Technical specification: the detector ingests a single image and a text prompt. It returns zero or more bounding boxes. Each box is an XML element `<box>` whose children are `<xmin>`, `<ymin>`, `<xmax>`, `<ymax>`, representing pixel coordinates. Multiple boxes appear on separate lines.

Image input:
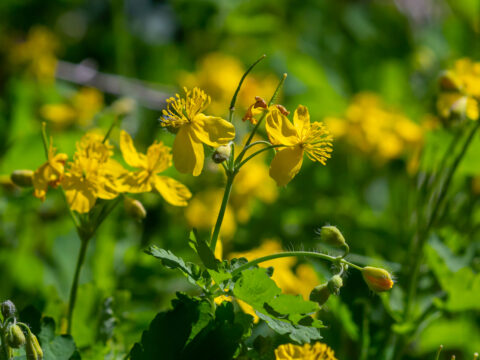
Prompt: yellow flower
<box><xmin>41</xmin><ymin>87</ymin><xmax>104</xmax><ymax>128</ymax></box>
<box><xmin>161</xmin><ymin>87</ymin><xmax>235</xmax><ymax>176</ymax></box>
<box><xmin>274</xmin><ymin>342</ymin><xmax>337</xmax><ymax>360</ymax></box>
<box><xmin>266</xmin><ymin>105</ymin><xmax>333</xmax><ymax>186</ymax></box>
<box><xmin>62</xmin><ymin>132</ymin><xmax>126</xmax><ymax>213</ymax></box>
<box><xmin>119</xmin><ymin>131</ymin><xmax>191</xmax><ymax>206</ymax></box>
<box><xmin>33</xmin><ymin>144</ymin><xmax>68</xmax><ymax>201</ymax></box>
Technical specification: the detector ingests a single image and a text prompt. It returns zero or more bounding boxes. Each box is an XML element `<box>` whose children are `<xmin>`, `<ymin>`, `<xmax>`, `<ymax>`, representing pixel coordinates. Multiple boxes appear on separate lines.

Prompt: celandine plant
<box><xmin>5</xmin><ymin>56</ymin><xmax>395</xmax><ymax>360</ymax></box>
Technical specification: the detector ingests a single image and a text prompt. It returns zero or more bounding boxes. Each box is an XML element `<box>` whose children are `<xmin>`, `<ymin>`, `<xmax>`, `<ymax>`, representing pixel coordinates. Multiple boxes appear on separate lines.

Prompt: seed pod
<box><xmin>319</xmin><ymin>226</ymin><xmax>347</xmax><ymax>248</ymax></box>
<box><xmin>7</xmin><ymin>324</ymin><xmax>26</xmax><ymax>348</ymax></box>
<box><xmin>362</xmin><ymin>266</ymin><xmax>394</xmax><ymax>292</ymax></box>
<box><xmin>212</xmin><ymin>145</ymin><xmax>231</xmax><ymax>164</ymax></box>
<box><xmin>10</xmin><ymin>170</ymin><xmax>34</xmax><ymax>187</ymax></box>
<box><xmin>25</xmin><ymin>333</ymin><xmax>43</xmax><ymax>360</ymax></box>
<box><xmin>327</xmin><ymin>274</ymin><xmax>343</xmax><ymax>295</ymax></box>
<box><xmin>124</xmin><ymin>197</ymin><xmax>147</xmax><ymax>221</ymax></box>
<box><xmin>309</xmin><ymin>283</ymin><xmax>330</xmax><ymax>306</ymax></box>
<box><xmin>1</xmin><ymin>300</ymin><xmax>17</xmax><ymax>319</ymax></box>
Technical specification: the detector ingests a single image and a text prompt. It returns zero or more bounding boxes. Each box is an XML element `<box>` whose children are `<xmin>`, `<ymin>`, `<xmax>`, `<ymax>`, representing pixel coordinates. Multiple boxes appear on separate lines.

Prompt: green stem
<box><xmin>66</xmin><ymin>235</ymin><xmax>90</xmax><ymax>334</ymax></box>
<box><xmin>403</xmin><ymin>121</ymin><xmax>480</xmax><ymax>323</ymax></box>
<box><xmin>236</xmin><ymin>73</ymin><xmax>287</xmax><ymax>165</ymax></box>
<box><xmin>228</xmin><ymin>54</ymin><xmax>266</xmax><ymax>123</ymax></box>
<box><xmin>40</xmin><ymin>122</ymin><xmax>49</xmax><ymax>159</ymax></box>
<box><xmin>103</xmin><ymin>115</ymin><xmax>119</xmax><ymax>143</ymax></box>
<box><xmin>231</xmin><ymin>251</ymin><xmax>362</xmax><ymax>276</ymax></box>
<box><xmin>0</xmin><ymin>330</ymin><xmax>10</xmax><ymax>360</ymax></box>
<box><xmin>210</xmin><ymin>174</ymin><xmax>235</xmax><ymax>252</ymax></box>
<box><xmin>236</xmin><ymin>144</ymin><xmax>286</xmax><ymax>169</ymax></box>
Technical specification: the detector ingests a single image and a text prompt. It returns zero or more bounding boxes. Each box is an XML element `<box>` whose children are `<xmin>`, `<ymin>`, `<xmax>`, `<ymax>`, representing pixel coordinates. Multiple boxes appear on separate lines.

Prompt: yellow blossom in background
<box><xmin>266</xmin><ymin>105</ymin><xmax>333</xmax><ymax>186</ymax></box>
<box><xmin>41</xmin><ymin>87</ymin><xmax>104</xmax><ymax>128</ymax></box>
<box><xmin>10</xmin><ymin>26</ymin><xmax>59</xmax><ymax>82</ymax></box>
<box><xmin>62</xmin><ymin>132</ymin><xmax>126</xmax><ymax>213</ymax></box>
<box><xmin>185</xmin><ymin>189</ymin><xmax>236</xmax><ymax>240</ymax></box>
<box><xmin>161</xmin><ymin>87</ymin><xmax>235</xmax><ymax>176</ymax></box>
<box><xmin>32</xmin><ymin>144</ymin><xmax>68</xmax><ymax>201</ymax></box>
<box><xmin>325</xmin><ymin>93</ymin><xmax>423</xmax><ymax>161</ymax></box>
<box><xmin>179</xmin><ymin>52</ymin><xmax>278</xmax><ymax>115</ymax></box>
<box><xmin>274</xmin><ymin>342</ymin><xmax>337</xmax><ymax>360</ymax></box>
<box><xmin>119</xmin><ymin>131</ymin><xmax>191</xmax><ymax>206</ymax></box>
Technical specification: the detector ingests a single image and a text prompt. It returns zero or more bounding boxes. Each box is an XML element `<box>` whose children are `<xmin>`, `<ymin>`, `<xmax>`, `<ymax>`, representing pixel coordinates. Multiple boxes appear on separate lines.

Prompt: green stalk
<box><xmin>210</xmin><ymin>174</ymin><xmax>235</xmax><ymax>252</ymax></box>
<box><xmin>40</xmin><ymin>122</ymin><xmax>49</xmax><ymax>159</ymax></box>
<box><xmin>231</xmin><ymin>251</ymin><xmax>363</xmax><ymax>277</ymax></box>
<box><xmin>0</xmin><ymin>330</ymin><xmax>10</xmax><ymax>360</ymax></box>
<box><xmin>66</xmin><ymin>234</ymin><xmax>90</xmax><ymax>334</ymax></box>
<box><xmin>236</xmin><ymin>144</ymin><xmax>286</xmax><ymax>170</ymax></box>
<box><xmin>103</xmin><ymin>115</ymin><xmax>119</xmax><ymax>143</ymax></box>
<box><xmin>228</xmin><ymin>54</ymin><xmax>266</xmax><ymax>123</ymax></box>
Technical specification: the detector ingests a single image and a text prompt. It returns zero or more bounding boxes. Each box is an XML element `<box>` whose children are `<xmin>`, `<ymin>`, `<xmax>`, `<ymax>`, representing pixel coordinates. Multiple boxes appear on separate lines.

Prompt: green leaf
<box><xmin>188</xmin><ymin>229</ymin><xmax>219</xmax><ymax>270</ymax></box>
<box><xmin>256</xmin><ymin>312</ymin><xmax>322</xmax><ymax>344</ymax></box>
<box><xmin>145</xmin><ymin>246</ymin><xmax>204</xmax><ymax>287</ymax></box>
<box><xmin>233</xmin><ymin>268</ymin><xmax>281</xmax><ymax>310</ymax></box>
<box><xmin>268</xmin><ymin>294</ymin><xmax>318</xmax><ymax>316</ymax></box>
<box><xmin>38</xmin><ymin>317</ymin><xmax>78</xmax><ymax>360</ymax></box>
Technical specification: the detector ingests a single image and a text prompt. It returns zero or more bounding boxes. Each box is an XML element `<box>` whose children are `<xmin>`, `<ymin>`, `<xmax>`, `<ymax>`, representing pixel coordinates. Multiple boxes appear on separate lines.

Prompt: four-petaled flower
<box><xmin>119</xmin><ymin>130</ymin><xmax>192</xmax><ymax>206</ymax></box>
<box><xmin>266</xmin><ymin>105</ymin><xmax>332</xmax><ymax>186</ymax></box>
<box><xmin>161</xmin><ymin>87</ymin><xmax>235</xmax><ymax>176</ymax></box>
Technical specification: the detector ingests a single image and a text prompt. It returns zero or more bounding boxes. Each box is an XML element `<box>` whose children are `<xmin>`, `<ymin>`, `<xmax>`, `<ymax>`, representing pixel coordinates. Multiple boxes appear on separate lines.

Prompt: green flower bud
<box><xmin>1</xmin><ymin>300</ymin><xmax>17</xmax><ymax>319</ymax></box>
<box><xmin>10</xmin><ymin>170</ymin><xmax>34</xmax><ymax>187</ymax></box>
<box><xmin>124</xmin><ymin>197</ymin><xmax>147</xmax><ymax>221</ymax></box>
<box><xmin>212</xmin><ymin>144</ymin><xmax>231</xmax><ymax>164</ymax></box>
<box><xmin>26</xmin><ymin>333</ymin><xmax>43</xmax><ymax>360</ymax></box>
<box><xmin>309</xmin><ymin>283</ymin><xmax>330</xmax><ymax>306</ymax></box>
<box><xmin>362</xmin><ymin>266</ymin><xmax>394</xmax><ymax>292</ymax></box>
<box><xmin>327</xmin><ymin>274</ymin><xmax>343</xmax><ymax>295</ymax></box>
<box><xmin>319</xmin><ymin>226</ymin><xmax>347</xmax><ymax>248</ymax></box>
<box><xmin>7</xmin><ymin>324</ymin><xmax>26</xmax><ymax>348</ymax></box>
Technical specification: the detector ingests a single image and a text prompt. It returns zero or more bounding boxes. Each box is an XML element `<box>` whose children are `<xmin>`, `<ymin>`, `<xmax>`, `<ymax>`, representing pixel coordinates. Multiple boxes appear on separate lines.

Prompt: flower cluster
<box><xmin>325</xmin><ymin>93</ymin><xmax>423</xmax><ymax>161</ymax></box>
<box><xmin>437</xmin><ymin>58</ymin><xmax>480</xmax><ymax>123</ymax></box>
<box><xmin>29</xmin><ymin>129</ymin><xmax>191</xmax><ymax>213</ymax></box>
<box><xmin>274</xmin><ymin>342</ymin><xmax>337</xmax><ymax>360</ymax></box>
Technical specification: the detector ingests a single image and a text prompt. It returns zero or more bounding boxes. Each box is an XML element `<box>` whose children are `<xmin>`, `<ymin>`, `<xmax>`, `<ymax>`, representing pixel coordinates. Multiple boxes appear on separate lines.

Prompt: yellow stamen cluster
<box><xmin>302</xmin><ymin>122</ymin><xmax>333</xmax><ymax>165</ymax></box>
<box><xmin>274</xmin><ymin>342</ymin><xmax>337</xmax><ymax>360</ymax></box>
<box><xmin>161</xmin><ymin>87</ymin><xmax>211</xmax><ymax>127</ymax></box>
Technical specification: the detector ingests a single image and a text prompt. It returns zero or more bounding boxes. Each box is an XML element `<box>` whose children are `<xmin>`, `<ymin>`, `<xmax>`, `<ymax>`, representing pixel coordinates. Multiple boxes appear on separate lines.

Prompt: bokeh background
<box><xmin>1</xmin><ymin>0</ymin><xmax>480</xmax><ymax>358</ymax></box>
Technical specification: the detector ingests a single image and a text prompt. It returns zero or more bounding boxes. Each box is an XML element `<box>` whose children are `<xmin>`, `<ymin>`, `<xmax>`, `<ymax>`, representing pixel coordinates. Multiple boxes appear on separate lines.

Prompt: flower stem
<box><xmin>210</xmin><ymin>173</ymin><xmax>235</xmax><ymax>252</ymax></box>
<box><xmin>40</xmin><ymin>122</ymin><xmax>49</xmax><ymax>159</ymax></box>
<box><xmin>230</xmin><ymin>251</ymin><xmax>362</xmax><ymax>277</ymax></box>
<box><xmin>236</xmin><ymin>144</ymin><xmax>286</xmax><ymax>170</ymax></box>
<box><xmin>66</xmin><ymin>234</ymin><xmax>90</xmax><ymax>335</ymax></box>
<box><xmin>228</xmin><ymin>54</ymin><xmax>266</xmax><ymax>123</ymax></box>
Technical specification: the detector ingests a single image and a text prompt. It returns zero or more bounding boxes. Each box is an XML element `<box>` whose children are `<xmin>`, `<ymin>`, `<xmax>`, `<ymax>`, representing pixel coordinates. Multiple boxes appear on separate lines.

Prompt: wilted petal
<box><xmin>269</xmin><ymin>146</ymin><xmax>304</xmax><ymax>187</ymax></box>
<box><xmin>153</xmin><ymin>175</ymin><xmax>192</xmax><ymax>206</ymax></box>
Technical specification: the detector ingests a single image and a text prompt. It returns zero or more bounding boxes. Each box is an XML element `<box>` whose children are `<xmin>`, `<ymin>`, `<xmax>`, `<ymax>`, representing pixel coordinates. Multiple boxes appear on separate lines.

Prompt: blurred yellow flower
<box><xmin>161</xmin><ymin>87</ymin><xmax>235</xmax><ymax>176</ymax></box>
<box><xmin>33</xmin><ymin>144</ymin><xmax>68</xmax><ymax>201</ymax></box>
<box><xmin>185</xmin><ymin>189</ymin><xmax>236</xmax><ymax>240</ymax></box>
<box><xmin>274</xmin><ymin>342</ymin><xmax>337</xmax><ymax>360</ymax></box>
<box><xmin>41</xmin><ymin>87</ymin><xmax>104</xmax><ymax>127</ymax></box>
<box><xmin>266</xmin><ymin>105</ymin><xmax>333</xmax><ymax>186</ymax></box>
<box><xmin>179</xmin><ymin>52</ymin><xmax>277</xmax><ymax>115</ymax></box>
<box><xmin>10</xmin><ymin>26</ymin><xmax>59</xmax><ymax>82</ymax></box>
<box><xmin>119</xmin><ymin>131</ymin><xmax>191</xmax><ymax>206</ymax></box>
<box><xmin>325</xmin><ymin>93</ymin><xmax>423</xmax><ymax>161</ymax></box>
<box><xmin>62</xmin><ymin>132</ymin><xmax>126</xmax><ymax>213</ymax></box>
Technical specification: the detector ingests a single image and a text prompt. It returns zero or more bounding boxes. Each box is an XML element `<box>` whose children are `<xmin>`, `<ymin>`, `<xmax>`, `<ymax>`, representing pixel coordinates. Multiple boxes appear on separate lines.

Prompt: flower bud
<box><xmin>111</xmin><ymin>97</ymin><xmax>136</xmax><ymax>117</ymax></box>
<box><xmin>25</xmin><ymin>333</ymin><xmax>43</xmax><ymax>360</ymax></box>
<box><xmin>319</xmin><ymin>226</ymin><xmax>347</xmax><ymax>248</ymax></box>
<box><xmin>438</xmin><ymin>70</ymin><xmax>462</xmax><ymax>92</ymax></box>
<box><xmin>309</xmin><ymin>283</ymin><xmax>330</xmax><ymax>306</ymax></box>
<box><xmin>275</xmin><ymin>104</ymin><xmax>290</xmax><ymax>116</ymax></box>
<box><xmin>327</xmin><ymin>274</ymin><xmax>343</xmax><ymax>295</ymax></box>
<box><xmin>10</xmin><ymin>170</ymin><xmax>34</xmax><ymax>187</ymax></box>
<box><xmin>362</xmin><ymin>266</ymin><xmax>394</xmax><ymax>292</ymax></box>
<box><xmin>7</xmin><ymin>324</ymin><xmax>26</xmax><ymax>348</ymax></box>
<box><xmin>212</xmin><ymin>145</ymin><xmax>231</xmax><ymax>164</ymax></box>
<box><xmin>1</xmin><ymin>300</ymin><xmax>17</xmax><ymax>319</ymax></box>
<box><xmin>124</xmin><ymin>197</ymin><xmax>147</xmax><ymax>221</ymax></box>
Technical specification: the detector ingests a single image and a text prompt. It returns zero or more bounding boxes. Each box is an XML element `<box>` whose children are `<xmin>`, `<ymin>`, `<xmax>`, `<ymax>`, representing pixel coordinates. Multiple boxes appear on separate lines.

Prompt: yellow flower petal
<box><xmin>293</xmin><ymin>105</ymin><xmax>310</xmax><ymax>140</ymax></box>
<box><xmin>62</xmin><ymin>176</ymin><xmax>97</xmax><ymax>213</ymax></box>
<box><xmin>192</xmin><ymin>113</ymin><xmax>235</xmax><ymax>147</ymax></box>
<box><xmin>266</xmin><ymin>109</ymin><xmax>299</xmax><ymax>146</ymax></box>
<box><xmin>173</xmin><ymin>125</ymin><xmax>204</xmax><ymax>176</ymax></box>
<box><xmin>269</xmin><ymin>146</ymin><xmax>304</xmax><ymax>187</ymax></box>
<box><xmin>120</xmin><ymin>171</ymin><xmax>152</xmax><ymax>193</ymax></box>
<box><xmin>120</xmin><ymin>130</ymin><xmax>147</xmax><ymax>168</ymax></box>
<box><xmin>146</xmin><ymin>142</ymin><xmax>171</xmax><ymax>173</ymax></box>
<box><xmin>152</xmin><ymin>175</ymin><xmax>191</xmax><ymax>206</ymax></box>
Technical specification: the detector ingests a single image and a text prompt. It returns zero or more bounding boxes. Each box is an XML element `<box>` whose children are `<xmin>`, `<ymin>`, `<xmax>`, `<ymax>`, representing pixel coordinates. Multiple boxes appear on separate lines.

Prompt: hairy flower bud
<box><xmin>26</xmin><ymin>333</ymin><xmax>43</xmax><ymax>360</ymax></box>
<box><xmin>7</xmin><ymin>324</ymin><xmax>26</xmax><ymax>348</ymax></box>
<box><xmin>124</xmin><ymin>197</ymin><xmax>147</xmax><ymax>221</ymax></box>
<box><xmin>362</xmin><ymin>266</ymin><xmax>394</xmax><ymax>292</ymax></box>
<box><xmin>309</xmin><ymin>283</ymin><xmax>330</xmax><ymax>306</ymax></box>
<box><xmin>1</xmin><ymin>300</ymin><xmax>17</xmax><ymax>319</ymax></box>
<box><xmin>212</xmin><ymin>144</ymin><xmax>231</xmax><ymax>164</ymax></box>
<box><xmin>10</xmin><ymin>170</ymin><xmax>34</xmax><ymax>187</ymax></box>
<box><xmin>319</xmin><ymin>226</ymin><xmax>347</xmax><ymax>248</ymax></box>
<box><xmin>327</xmin><ymin>274</ymin><xmax>343</xmax><ymax>295</ymax></box>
